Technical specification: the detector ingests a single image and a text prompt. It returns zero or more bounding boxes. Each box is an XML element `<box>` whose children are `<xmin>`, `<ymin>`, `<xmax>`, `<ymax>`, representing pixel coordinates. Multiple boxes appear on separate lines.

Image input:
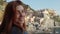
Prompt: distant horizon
<box><xmin>7</xmin><ymin>0</ymin><xmax>60</xmax><ymax>15</ymax></box>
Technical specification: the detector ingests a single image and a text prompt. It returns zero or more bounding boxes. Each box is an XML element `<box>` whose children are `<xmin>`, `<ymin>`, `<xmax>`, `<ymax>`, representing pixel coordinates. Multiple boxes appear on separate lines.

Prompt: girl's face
<box><xmin>16</xmin><ymin>5</ymin><xmax>26</xmax><ymax>17</ymax></box>
<box><xmin>16</xmin><ymin>5</ymin><xmax>24</xmax><ymax>13</ymax></box>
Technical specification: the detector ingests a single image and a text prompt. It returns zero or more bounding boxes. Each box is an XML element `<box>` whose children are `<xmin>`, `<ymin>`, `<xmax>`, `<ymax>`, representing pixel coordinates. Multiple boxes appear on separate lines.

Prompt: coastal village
<box><xmin>0</xmin><ymin>0</ymin><xmax>60</xmax><ymax>34</ymax></box>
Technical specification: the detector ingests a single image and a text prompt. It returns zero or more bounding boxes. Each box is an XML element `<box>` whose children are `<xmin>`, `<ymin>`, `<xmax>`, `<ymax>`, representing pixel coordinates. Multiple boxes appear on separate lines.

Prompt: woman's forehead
<box><xmin>17</xmin><ymin>5</ymin><xmax>24</xmax><ymax>8</ymax></box>
<box><xmin>16</xmin><ymin>5</ymin><xmax>24</xmax><ymax>10</ymax></box>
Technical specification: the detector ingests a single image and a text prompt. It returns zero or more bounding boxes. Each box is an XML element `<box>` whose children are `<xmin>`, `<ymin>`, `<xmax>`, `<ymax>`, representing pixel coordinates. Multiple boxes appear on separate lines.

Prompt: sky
<box><xmin>7</xmin><ymin>0</ymin><xmax>60</xmax><ymax>15</ymax></box>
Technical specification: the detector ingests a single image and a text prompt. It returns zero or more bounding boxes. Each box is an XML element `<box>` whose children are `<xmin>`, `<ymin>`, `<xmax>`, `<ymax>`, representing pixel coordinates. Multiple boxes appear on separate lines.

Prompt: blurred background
<box><xmin>0</xmin><ymin>0</ymin><xmax>60</xmax><ymax>34</ymax></box>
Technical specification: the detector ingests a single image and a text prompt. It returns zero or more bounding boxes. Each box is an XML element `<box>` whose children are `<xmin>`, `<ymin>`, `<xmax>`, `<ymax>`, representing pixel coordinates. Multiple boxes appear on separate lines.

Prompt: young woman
<box><xmin>0</xmin><ymin>0</ymin><xmax>27</xmax><ymax>34</ymax></box>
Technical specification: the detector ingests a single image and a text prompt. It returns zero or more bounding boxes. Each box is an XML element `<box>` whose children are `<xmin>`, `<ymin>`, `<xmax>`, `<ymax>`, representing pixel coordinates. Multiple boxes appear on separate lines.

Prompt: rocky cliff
<box><xmin>25</xmin><ymin>8</ymin><xmax>60</xmax><ymax>33</ymax></box>
<box><xmin>0</xmin><ymin>1</ymin><xmax>60</xmax><ymax>33</ymax></box>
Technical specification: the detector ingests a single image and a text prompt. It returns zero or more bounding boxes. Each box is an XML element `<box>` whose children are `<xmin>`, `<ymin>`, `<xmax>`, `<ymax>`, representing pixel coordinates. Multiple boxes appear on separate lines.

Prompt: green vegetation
<box><xmin>53</xmin><ymin>15</ymin><xmax>60</xmax><ymax>22</ymax></box>
<box><xmin>0</xmin><ymin>0</ymin><xmax>6</xmax><ymax>21</ymax></box>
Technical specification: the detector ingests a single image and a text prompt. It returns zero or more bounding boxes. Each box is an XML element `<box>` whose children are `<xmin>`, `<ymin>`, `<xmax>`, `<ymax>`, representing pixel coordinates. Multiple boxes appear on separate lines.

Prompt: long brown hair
<box><xmin>0</xmin><ymin>0</ymin><xmax>27</xmax><ymax>33</ymax></box>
